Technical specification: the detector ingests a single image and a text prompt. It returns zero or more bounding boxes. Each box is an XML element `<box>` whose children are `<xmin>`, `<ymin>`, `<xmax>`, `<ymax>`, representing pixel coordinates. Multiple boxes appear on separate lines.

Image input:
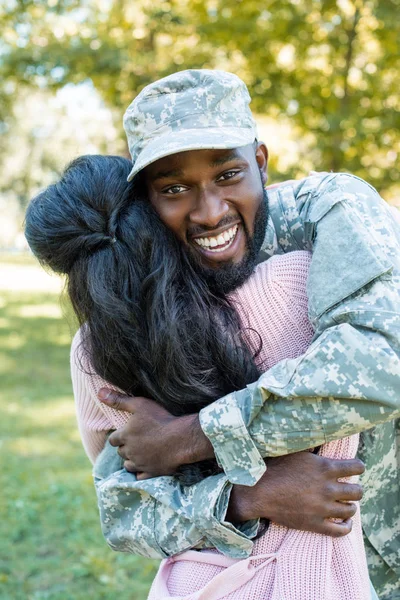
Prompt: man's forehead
<box><xmin>145</xmin><ymin>147</ymin><xmax>251</xmax><ymax>181</ymax></box>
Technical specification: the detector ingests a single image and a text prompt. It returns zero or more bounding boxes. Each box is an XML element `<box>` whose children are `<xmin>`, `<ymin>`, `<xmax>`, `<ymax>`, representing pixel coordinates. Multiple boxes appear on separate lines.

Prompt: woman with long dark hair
<box><xmin>25</xmin><ymin>155</ymin><xmax>260</xmax><ymax>416</ymax></box>
<box><xmin>25</xmin><ymin>155</ymin><xmax>371</xmax><ymax>600</ymax></box>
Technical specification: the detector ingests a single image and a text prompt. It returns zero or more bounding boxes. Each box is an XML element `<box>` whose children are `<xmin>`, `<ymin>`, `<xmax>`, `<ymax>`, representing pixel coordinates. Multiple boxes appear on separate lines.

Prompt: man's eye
<box><xmin>163</xmin><ymin>185</ymin><xmax>186</xmax><ymax>195</ymax></box>
<box><xmin>217</xmin><ymin>170</ymin><xmax>240</xmax><ymax>182</ymax></box>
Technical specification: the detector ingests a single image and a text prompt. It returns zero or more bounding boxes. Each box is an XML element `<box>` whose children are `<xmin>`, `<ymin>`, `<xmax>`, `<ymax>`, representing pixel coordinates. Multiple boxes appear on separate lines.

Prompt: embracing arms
<box><xmin>102</xmin><ymin>174</ymin><xmax>400</xmax><ymax>484</ymax></box>
<box><xmin>72</xmin><ymin>336</ymin><xmax>363</xmax><ymax>560</ymax></box>
<box><xmin>94</xmin><ymin>437</ymin><xmax>363</xmax><ymax>559</ymax></box>
<box><xmin>198</xmin><ymin>173</ymin><xmax>400</xmax><ymax>484</ymax></box>
<box><xmin>76</xmin><ymin>173</ymin><xmax>400</xmax><ymax>559</ymax></box>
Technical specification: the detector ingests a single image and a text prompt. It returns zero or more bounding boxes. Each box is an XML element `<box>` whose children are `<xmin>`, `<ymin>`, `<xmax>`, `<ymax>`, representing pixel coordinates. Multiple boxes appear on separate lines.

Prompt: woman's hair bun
<box><xmin>25</xmin><ymin>155</ymin><xmax>133</xmax><ymax>275</ymax></box>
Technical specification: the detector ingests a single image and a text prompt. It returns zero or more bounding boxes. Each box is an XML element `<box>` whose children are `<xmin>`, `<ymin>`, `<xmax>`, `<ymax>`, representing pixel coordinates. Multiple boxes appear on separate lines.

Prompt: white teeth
<box><xmin>194</xmin><ymin>224</ymin><xmax>238</xmax><ymax>252</ymax></box>
<box><xmin>217</xmin><ymin>234</ymin><xmax>226</xmax><ymax>245</ymax></box>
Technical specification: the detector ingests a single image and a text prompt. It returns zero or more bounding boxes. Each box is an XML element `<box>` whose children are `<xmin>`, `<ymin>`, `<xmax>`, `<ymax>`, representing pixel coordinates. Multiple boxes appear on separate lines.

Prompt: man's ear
<box><xmin>255</xmin><ymin>142</ymin><xmax>268</xmax><ymax>186</ymax></box>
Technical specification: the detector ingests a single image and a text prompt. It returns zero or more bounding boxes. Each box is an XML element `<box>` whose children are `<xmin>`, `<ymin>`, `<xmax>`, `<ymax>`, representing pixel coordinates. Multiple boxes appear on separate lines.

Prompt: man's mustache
<box><xmin>187</xmin><ymin>216</ymin><xmax>240</xmax><ymax>238</ymax></box>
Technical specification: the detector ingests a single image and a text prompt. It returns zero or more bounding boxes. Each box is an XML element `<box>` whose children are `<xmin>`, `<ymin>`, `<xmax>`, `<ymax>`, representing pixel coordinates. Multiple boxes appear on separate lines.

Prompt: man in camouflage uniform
<box><xmin>93</xmin><ymin>70</ymin><xmax>400</xmax><ymax>598</ymax></box>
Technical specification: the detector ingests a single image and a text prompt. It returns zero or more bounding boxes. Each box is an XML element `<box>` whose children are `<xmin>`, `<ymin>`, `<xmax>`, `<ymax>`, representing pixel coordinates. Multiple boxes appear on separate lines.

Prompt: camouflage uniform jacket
<box><xmin>94</xmin><ymin>173</ymin><xmax>400</xmax><ymax>598</ymax></box>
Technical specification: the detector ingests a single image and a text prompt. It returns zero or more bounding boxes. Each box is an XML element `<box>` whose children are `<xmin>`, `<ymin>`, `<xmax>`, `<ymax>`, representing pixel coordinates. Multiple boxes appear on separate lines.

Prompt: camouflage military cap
<box><xmin>123</xmin><ymin>69</ymin><xmax>258</xmax><ymax>181</ymax></box>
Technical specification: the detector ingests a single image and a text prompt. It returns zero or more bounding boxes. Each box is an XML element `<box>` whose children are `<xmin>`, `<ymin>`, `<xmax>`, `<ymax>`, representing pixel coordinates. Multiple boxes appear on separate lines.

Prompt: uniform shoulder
<box><xmin>297</xmin><ymin>172</ymin><xmax>378</xmax><ymax>200</ymax></box>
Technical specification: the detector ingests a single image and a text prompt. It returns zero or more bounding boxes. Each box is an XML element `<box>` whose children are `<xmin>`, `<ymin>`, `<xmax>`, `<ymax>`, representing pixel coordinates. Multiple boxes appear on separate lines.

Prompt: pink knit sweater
<box><xmin>70</xmin><ymin>251</ymin><xmax>370</xmax><ymax>600</ymax></box>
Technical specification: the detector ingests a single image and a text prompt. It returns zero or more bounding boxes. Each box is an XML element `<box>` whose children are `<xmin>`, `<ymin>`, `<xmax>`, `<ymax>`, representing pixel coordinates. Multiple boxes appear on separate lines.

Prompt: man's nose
<box><xmin>189</xmin><ymin>188</ymin><xmax>229</xmax><ymax>228</ymax></box>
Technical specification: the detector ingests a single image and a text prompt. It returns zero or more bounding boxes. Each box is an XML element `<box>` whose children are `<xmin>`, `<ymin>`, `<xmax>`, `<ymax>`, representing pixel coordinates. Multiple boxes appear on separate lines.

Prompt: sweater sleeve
<box><xmin>71</xmin><ymin>329</ymin><xmax>137</xmax><ymax>463</ymax></box>
<box><xmin>70</xmin><ymin>330</ymin><xmax>115</xmax><ymax>463</ymax></box>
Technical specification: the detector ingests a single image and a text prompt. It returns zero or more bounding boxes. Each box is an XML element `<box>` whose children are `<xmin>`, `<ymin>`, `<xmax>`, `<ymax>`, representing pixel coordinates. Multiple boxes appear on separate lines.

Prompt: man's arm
<box><xmin>103</xmin><ymin>174</ymin><xmax>400</xmax><ymax>485</ymax></box>
<box><xmin>93</xmin><ymin>440</ymin><xmax>258</xmax><ymax>559</ymax></box>
<box><xmin>94</xmin><ymin>440</ymin><xmax>363</xmax><ymax>559</ymax></box>
<box><xmin>197</xmin><ymin>173</ymin><xmax>400</xmax><ymax>484</ymax></box>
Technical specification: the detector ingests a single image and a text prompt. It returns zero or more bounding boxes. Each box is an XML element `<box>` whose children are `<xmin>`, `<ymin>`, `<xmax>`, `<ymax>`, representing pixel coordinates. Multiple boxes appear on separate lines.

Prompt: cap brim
<box><xmin>127</xmin><ymin>126</ymin><xmax>257</xmax><ymax>182</ymax></box>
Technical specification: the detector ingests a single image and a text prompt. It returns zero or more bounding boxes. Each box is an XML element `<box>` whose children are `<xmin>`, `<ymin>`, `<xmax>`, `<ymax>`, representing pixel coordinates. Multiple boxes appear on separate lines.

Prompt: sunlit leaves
<box><xmin>0</xmin><ymin>0</ymin><xmax>399</xmax><ymax>202</ymax></box>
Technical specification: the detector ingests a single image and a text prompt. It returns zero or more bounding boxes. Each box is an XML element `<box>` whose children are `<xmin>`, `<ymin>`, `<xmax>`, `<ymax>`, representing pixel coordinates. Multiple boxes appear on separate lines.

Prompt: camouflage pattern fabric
<box><xmin>95</xmin><ymin>173</ymin><xmax>400</xmax><ymax>598</ymax></box>
<box><xmin>360</xmin><ymin>421</ymin><xmax>400</xmax><ymax>600</ymax></box>
<box><xmin>123</xmin><ymin>69</ymin><xmax>257</xmax><ymax>181</ymax></box>
<box><xmin>94</xmin><ymin>440</ymin><xmax>258</xmax><ymax>559</ymax></box>
<box><xmin>201</xmin><ymin>173</ymin><xmax>400</xmax><ymax>481</ymax></box>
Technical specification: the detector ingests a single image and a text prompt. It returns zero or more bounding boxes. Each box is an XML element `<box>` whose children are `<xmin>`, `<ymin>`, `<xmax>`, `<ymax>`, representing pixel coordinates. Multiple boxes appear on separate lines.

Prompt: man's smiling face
<box><xmin>144</xmin><ymin>143</ymin><xmax>269</xmax><ymax>293</ymax></box>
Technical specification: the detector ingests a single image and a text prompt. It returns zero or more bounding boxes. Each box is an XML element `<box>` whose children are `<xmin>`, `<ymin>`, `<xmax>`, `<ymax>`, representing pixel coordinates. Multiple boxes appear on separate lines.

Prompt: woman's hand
<box><xmin>98</xmin><ymin>388</ymin><xmax>214</xmax><ymax>478</ymax></box>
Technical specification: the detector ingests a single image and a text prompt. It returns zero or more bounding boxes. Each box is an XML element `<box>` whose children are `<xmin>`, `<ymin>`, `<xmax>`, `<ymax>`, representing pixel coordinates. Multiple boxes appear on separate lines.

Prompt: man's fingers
<box><xmin>124</xmin><ymin>460</ymin><xmax>137</xmax><ymax>473</ymax></box>
<box><xmin>335</xmin><ymin>482</ymin><xmax>363</xmax><ymax>502</ymax></box>
<box><xmin>136</xmin><ymin>472</ymin><xmax>152</xmax><ymax>480</ymax></box>
<box><xmin>116</xmin><ymin>444</ymin><xmax>127</xmax><ymax>459</ymax></box>
<box><xmin>321</xmin><ymin>518</ymin><xmax>353</xmax><ymax>538</ymax></box>
<box><xmin>328</xmin><ymin>501</ymin><xmax>357</xmax><ymax>521</ymax></box>
<box><xmin>98</xmin><ymin>388</ymin><xmax>136</xmax><ymax>413</ymax></box>
<box><xmin>109</xmin><ymin>431</ymin><xmax>123</xmax><ymax>447</ymax></box>
<box><xmin>330</xmin><ymin>458</ymin><xmax>365</xmax><ymax>478</ymax></box>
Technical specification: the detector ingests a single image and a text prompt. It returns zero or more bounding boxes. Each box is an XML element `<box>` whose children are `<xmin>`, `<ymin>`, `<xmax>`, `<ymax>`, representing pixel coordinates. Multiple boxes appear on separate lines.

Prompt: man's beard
<box><xmin>185</xmin><ymin>189</ymin><xmax>268</xmax><ymax>295</ymax></box>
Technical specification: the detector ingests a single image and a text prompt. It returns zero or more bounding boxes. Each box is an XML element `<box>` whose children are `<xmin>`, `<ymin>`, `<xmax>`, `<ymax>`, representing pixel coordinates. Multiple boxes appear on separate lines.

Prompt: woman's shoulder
<box><xmin>254</xmin><ymin>250</ymin><xmax>312</xmax><ymax>281</ymax></box>
<box><xmin>232</xmin><ymin>252</ymin><xmax>314</xmax><ymax>368</ymax></box>
<box><xmin>231</xmin><ymin>251</ymin><xmax>312</xmax><ymax>308</ymax></box>
<box><xmin>250</xmin><ymin>250</ymin><xmax>312</xmax><ymax>296</ymax></box>
<box><xmin>70</xmin><ymin>325</ymin><xmax>90</xmax><ymax>371</ymax></box>
<box><xmin>231</xmin><ymin>251</ymin><xmax>312</xmax><ymax>320</ymax></box>
<box><xmin>70</xmin><ymin>326</ymin><xmax>126</xmax><ymax>400</ymax></box>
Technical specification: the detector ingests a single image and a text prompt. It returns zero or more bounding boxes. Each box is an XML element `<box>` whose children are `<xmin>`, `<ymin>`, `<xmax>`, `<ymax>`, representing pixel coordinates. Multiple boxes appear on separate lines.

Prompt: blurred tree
<box><xmin>0</xmin><ymin>83</ymin><xmax>123</xmax><ymax>209</ymax></box>
<box><xmin>0</xmin><ymin>0</ymin><xmax>399</xmax><ymax>204</ymax></box>
<box><xmin>190</xmin><ymin>0</ymin><xmax>400</xmax><ymax>192</ymax></box>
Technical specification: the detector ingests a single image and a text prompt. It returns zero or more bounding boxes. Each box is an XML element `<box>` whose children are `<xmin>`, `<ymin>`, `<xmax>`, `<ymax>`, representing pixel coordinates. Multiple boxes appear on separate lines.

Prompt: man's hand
<box><xmin>99</xmin><ymin>389</ymin><xmax>364</xmax><ymax>536</ymax></box>
<box><xmin>227</xmin><ymin>451</ymin><xmax>364</xmax><ymax>538</ymax></box>
<box><xmin>98</xmin><ymin>389</ymin><xmax>214</xmax><ymax>478</ymax></box>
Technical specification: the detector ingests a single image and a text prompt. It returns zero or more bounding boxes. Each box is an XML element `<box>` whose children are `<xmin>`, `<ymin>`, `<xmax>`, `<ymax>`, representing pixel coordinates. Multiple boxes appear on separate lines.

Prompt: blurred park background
<box><xmin>0</xmin><ymin>0</ymin><xmax>399</xmax><ymax>598</ymax></box>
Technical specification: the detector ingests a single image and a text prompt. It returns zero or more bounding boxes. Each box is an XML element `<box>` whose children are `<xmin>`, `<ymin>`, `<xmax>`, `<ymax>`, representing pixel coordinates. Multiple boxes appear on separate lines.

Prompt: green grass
<box><xmin>0</xmin><ymin>256</ymin><xmax>159</xmax><ymax>599</ymax></box>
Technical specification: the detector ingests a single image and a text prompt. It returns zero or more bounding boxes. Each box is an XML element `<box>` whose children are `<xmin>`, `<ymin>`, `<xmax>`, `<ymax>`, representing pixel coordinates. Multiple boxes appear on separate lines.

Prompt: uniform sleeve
<box><xmin>93</xmin><ymin>441</ymin><xmax>258</xmax><ymax>559</ymax></box>
<box><xmin>199</xmin><ymin>174</ymin><xmax>400</xmax><ymax>485</ymax></box>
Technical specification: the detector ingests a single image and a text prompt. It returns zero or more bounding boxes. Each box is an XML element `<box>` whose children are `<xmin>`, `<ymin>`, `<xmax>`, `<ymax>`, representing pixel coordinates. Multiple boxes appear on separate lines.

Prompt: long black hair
<box><xmin>25</xmin><ymin>155</ymin><xmax>261</xmax><ymax>478</ymax></box>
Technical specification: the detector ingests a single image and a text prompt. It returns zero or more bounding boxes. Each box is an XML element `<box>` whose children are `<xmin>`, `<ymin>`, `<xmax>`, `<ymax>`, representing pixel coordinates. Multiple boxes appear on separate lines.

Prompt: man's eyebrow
<box><xmin>150</xmin><ymin>150</ymin><xmax>242</xmax><ymax>180</ymax></box>
<box><xmin>210</xmin><ymin>151</ymin><xmax>241</xmax><ymax>167</ymax></box>
<box><xmin>151</xmin><ymin>167</ymin><xmax>183</xmax><ymax>181</ymax></box>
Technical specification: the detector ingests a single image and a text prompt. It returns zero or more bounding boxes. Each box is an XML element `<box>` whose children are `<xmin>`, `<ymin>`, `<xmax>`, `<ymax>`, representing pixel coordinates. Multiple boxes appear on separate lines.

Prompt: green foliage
<box><xmin>0</xmin><ymin>0</ymin><xmax>399</xmax><ymax>202</ymax></box>
<box><xmin>0</xmin><ymin>256</ymin><xmax>159</xmax><ymax>599</ymax></box>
